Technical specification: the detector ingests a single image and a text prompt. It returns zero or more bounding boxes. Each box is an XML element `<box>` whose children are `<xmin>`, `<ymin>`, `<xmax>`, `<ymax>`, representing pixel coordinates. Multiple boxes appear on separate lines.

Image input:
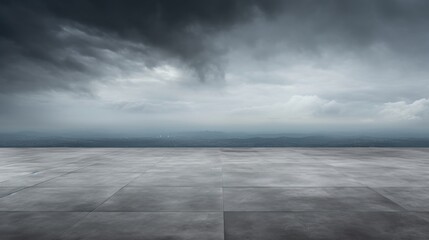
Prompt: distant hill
<box><xmin>1</xmin><ymin>132</ymin><xmax>429</xmax><ymax>147</ymax></box>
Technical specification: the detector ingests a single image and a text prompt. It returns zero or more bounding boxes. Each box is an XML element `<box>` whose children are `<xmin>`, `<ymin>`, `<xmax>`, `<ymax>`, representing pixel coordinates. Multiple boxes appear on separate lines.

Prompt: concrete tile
<box><xmin>0</xmin><ymin>172</ymin><xmax>32</xmax><ymax>182</ymax></box>
<box><xmin>0</xmin><ymin>171</ymin><xmax>66</xmax><ymax>187</ymax></box>
<box><xmin>75</xmin><ymin>163</ymin><xmax>155</xmax><ymax>173</ymax></box>
<box><xmin>0</xmin><ymin>164</ymin><xmax>52</xmax><ymax>173</ymax></box>
<box><xmin>148</xmin><ymin>163</ymin><xmax>222</xmax><ymax>172</ymax></box>
<box><xmin>159</xmin><ymin>159</ymin><xmax>221</xmax><ymax>164</ymax></box>
<box><xmin>0</xmin><ymin>187</ymin><xmax>119</xmax><ymax>211</ymax></box>
<box><xmin>0</xmin><ymin>187</ymin><xmax>22</xmax><ymax>198</ymax></box>
<box><xmin>375</xmin><ymin>188</ymin><xmax>429</xmax><ymax>211</ymax></box>
<box><xmin>225</xmin><ymin>211</ymin><xmax>429</xmax><ymax>240</ymax></box>
<box><xmin>0</xmin><ymin>212</ymin><xmax>86</xmax><ymax>240</ymax></box>
<box><xmin>331</xmin><ymin>164</ymin><xmax>406</xmax><ymax>173</ymax></box>
<box><xmin>222</xmin><ymin>163</ymin><xmax>337</xmax><ymax>173</ymax></box>
<box><xmin>224</xmin><ymin>187</ymin><xmax>403</xmax><ymax>211</ymax></box>
<box><xmin>42</xmin><ymin>165</ymin><xmax>87</xmax><ymax>173</ymax></box>
<box><xmin>344</xmin><ymin>171</ymin><xmax>429</xmax><ymax>187</ymax></box>
<box><xmin>415</xmin><ymin>212</ymin><xmax>429</xmax><ymax>223</ymax></box>
<box><xmin>97</xmin><ymin>187</ymin><xmax>222</xmax><ymax>212</ymax></box>
<box><xmin>129</xmin><ymin>171</ymin><xmax>222</xmax><ymax>187</ymax></box>
<box><xmin>62</xmin><ymin>212</ymin><xmax>224</xmax><ymax>240</ymax></box>
<box><xmin>223</xmin><ymin>172</ymin><xmax>363</xmax><ymax>187</ymax></box>
<box><xmin>38</xmin><ymin>172</ymin><xmax>140</xmax><ymax>187</ymax></box>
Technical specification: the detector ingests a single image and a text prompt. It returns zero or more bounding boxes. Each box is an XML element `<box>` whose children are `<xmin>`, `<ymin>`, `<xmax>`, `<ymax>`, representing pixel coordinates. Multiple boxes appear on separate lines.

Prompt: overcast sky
<box><xmin>1</xmin><ymin>0</ymin><xmax>429</xmax><ymax>135</ymax></box>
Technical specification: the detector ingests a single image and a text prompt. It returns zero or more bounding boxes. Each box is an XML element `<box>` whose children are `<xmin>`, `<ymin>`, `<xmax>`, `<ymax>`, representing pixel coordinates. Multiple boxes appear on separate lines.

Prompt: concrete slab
<box><xmin>222</xmin><ymin>162</ymin><xmax>338</xmax><ymax>173</ymax></box>
<box><xmin>416</xmin><ymin>212</ymin><xmax>429</xmax><ymax>223</ymax></box>
<box><xmin>96</xmin><ymin>187</ymin><xmax>223</xmax><ymax>212</ymax></box>
<box><xmin>0</xmin><ymin>171</ymin><xmax>66</xmax><ymax>187</ymax></box>
<box><xmin>0</xmin><ymin>187</ymin><xmax>119</xmax><ymax>211</ymax></box>
<box><xmin>75</xmin><ymin>163</ymin><xmax>155</xmax><ymax>173</ymax></box>
<box><xmin>0</xmin><ymin>187</ymin><xmax>23</xmax><ymax>198</ymax></box>
<box><xmin>0</xmin><ymin>212</ymin><xmax>86</xmax><ymax>240</ymax></box>
<box><xmin>129</xmin><ymin>171</ymin><xmax>222</xmax><ymax>187</ymax></box>
<box><xmin>225</xmin><ymin>211</ymin><xmax>429</xmax><ymax>240</ymax></box>
<box><xmin>38</xmin><ymin>172</ymin><xmax>140</xmax><ymax>187</ymax></box>
<box><xmin>61</xmin><ymin>212</ymin><xmax>224</xmax><ymax>240</ymax></box>
<box><xmin>0</xmin><ymin>148</ymin><xmax>428</xmax><ymax>239</ymax></box>
<box><xmin>375</xmin><ymin>187</ymin><xmax>429</xmax><ymax>211</ymax></box>
<box><xmin>223</xmin><ymin>171</ymin><xmax>363</xmax><ymax>187</ymax></box>
<box><xmin>224</xmin><ymin>187</ymin><xmax>404</xmax><ymax>211</ymax></box>
<box><xmin>148</xmin><ymin>163</ymin><xmax>222</xmax><ymax>172</ymax></box>
<box><xmin>343</xmin><ymin>170</ymin><xmax>429</xmax><ymax>187</ymax></box>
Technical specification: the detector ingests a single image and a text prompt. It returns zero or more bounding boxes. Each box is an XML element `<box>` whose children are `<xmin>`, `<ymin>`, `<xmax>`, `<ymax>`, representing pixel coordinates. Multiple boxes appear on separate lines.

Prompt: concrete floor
<box><xmin>0</xmin><ymin>148</ymin><xmax>429</xmax><ymax>240</ymax></box>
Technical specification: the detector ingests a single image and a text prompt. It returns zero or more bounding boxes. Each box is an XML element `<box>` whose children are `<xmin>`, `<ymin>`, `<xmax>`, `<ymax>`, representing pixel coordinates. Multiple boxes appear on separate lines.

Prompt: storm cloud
<box><xmin>0</xmin><ymin>0</ymin><xmax>282</xmax><ymax>92</ymax></box>
<box><xmin>1</xmin><ymin>0</ymin><xmax>429</xmax><ymax>134</ymax></box>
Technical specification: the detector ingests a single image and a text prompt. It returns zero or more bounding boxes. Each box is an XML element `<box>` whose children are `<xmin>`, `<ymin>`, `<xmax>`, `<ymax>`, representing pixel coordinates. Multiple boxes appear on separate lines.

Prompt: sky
<box><xmin>1</xmin><ymin>0</ymin><xmax>429</xmax><ymax>136</ymax></box>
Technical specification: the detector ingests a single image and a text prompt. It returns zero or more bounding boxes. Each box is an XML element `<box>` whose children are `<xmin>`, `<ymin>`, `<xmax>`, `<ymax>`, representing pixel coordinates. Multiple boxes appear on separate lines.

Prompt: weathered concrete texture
<box><xmin>0</xmin><ymin>148</ymin><xmax>428</xmax><ymax>239</ymax></box>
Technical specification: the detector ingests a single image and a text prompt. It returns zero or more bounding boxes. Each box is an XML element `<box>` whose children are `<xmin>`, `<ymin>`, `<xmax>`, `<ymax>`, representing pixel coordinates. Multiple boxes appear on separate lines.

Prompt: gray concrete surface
<box><xmin>0</xmin><ymin>148</ymin><xmax>428</xmax><ymax>239</ymax></box>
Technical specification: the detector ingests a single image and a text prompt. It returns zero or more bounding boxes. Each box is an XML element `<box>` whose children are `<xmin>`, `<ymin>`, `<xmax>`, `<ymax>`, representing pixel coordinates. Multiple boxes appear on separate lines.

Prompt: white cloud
<box><xmin>229</xmin><ymin>95</ymin><xmax>342</xmax><ymax>122</ymax></box>
<box><xmin>379</xmin><ymin>98</ymin><xmax>429</xmax><ymax>121</ymax></box>
<box><xmin>285</xmin><ymin>95</ymin><xmax>341</xmax><ymax>116</ymax></box>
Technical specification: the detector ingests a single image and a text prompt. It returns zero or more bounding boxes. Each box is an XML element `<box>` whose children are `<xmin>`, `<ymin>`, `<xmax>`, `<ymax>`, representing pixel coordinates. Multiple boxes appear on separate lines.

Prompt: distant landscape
<box><xmin>2</xmin><ymin>132</ymin><xmax>429</xmax><ymax>147</ymax></box>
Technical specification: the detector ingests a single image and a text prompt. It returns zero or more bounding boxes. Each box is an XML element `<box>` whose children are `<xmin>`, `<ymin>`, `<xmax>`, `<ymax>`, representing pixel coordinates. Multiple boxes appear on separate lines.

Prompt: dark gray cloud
<box><xmin>0</xmin><ymin>0</ymin><xmax>281</xmax><ymax>92</ymax></box>
<box><xmin>234</xmin><ymin>0</ymin><xmax>429</xmax><ymax>60</ymax></box>
<box><xmin>2</xmin><ymin>0</ymin><xmax>429</xmax><ymax>94</ymax></box>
